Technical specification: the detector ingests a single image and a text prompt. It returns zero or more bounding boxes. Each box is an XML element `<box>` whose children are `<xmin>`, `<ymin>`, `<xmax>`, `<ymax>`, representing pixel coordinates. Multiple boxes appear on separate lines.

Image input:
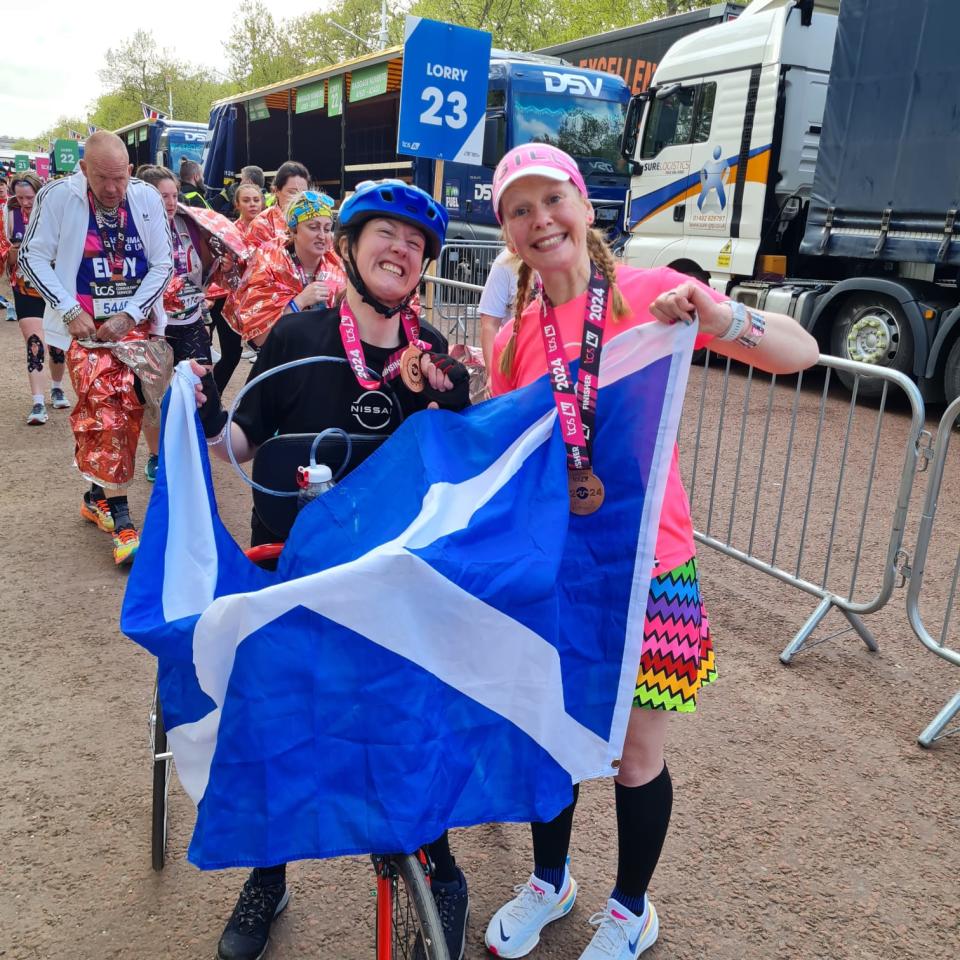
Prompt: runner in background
<box><xmin>483</xmin><ymin>144</ymin><xmax>819</xmax><ymax>960</ymax></box>
<box><xmin>138</xmin><ymin>165</ymin><xmax>217</xmax><ymax>481</ymax></box>
<box><xmin>3</xmin><ymin>172</ymin><xmax>70</xmax><ymax>424</ymax></box>
<box><xmin>0</xmin><ymin>175</ymin><xmax>14</xmax><ymax>321</ymax></box>
<box><xmin>226</xmin><ymin>190</ymin><xmax>345</xmax><ymax>346</ymax></box>
<box><xmin>19</xmin><ymin>132</ymin><xmax>173</xmax><ymax>565</ymax></box>
<box><xmin>245</xmin><ymin>161</ymin><xmax>310</xmax><ymax>248</ymax></box>
<box><xmin>208</xmin><ymin>182</ymin><xmax>263</xmax><ymax>392</ymax></box>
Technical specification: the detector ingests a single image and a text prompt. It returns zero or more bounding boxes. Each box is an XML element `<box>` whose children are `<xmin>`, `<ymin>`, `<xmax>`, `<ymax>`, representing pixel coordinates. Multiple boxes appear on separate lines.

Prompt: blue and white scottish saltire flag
<box><xmin>122</xmin><ymin>320</ymin><xmax>696</xmax><ymax>869</ymax></box>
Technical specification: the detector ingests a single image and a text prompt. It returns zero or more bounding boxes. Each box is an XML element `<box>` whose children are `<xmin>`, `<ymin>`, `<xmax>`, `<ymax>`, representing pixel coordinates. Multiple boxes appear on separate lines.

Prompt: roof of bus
<box><xmin>112</xmin><ymin>118</ymin><xmax>210</xmax><ymax>135</ymax></box>
<box><xmin>212</xmin><ymin>46</ymin><xmax>404</xmax><ymax>107</ymax></box>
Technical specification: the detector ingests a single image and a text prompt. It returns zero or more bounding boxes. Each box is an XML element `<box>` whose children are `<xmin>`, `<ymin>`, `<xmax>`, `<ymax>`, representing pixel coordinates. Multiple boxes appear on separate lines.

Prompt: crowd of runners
<box><xmin>3</xmin><ymin>129</ymin><xmax>819</xmax><ymax>960</ymax></box>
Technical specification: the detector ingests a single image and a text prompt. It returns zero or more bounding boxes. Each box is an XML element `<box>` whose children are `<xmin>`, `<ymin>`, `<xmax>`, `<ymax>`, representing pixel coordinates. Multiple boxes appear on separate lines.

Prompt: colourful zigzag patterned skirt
<box><xmin>634</xmin><ymin>557</ymin><xmax>716</xmax><ymax>712</ymax></box>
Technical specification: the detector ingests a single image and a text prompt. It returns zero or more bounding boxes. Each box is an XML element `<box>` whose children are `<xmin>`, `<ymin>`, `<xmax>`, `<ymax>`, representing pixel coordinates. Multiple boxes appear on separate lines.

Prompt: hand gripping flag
<box><xmin>122</xmin><ymin>320</ymin><xmax>696</xmax><ymax>869</ymax></box>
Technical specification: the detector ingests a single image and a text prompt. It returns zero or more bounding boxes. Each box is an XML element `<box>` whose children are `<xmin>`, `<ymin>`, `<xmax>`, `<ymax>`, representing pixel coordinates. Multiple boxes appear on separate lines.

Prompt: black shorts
<box><xmin>165</xmin><ymin>317</ymin><xmax>212</xmax><ymax>364</ymax></box>
<box><xmin>13</xmin><ymin>289</ymin><xmax>44</xmax><ymax>320</ymax></box>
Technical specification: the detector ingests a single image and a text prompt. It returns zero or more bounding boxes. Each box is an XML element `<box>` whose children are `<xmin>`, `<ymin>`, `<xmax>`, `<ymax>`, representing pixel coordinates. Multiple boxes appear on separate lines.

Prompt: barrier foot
<box><xmin>841</xmin><ymin>608</ymin><xmax>879</xmax><ymax>652</ymax></box>
<box><xmin>917</xmin><ymin>690</ymin><xmax>960</xmax><ymax>748</ymax></box>
<box><xmin>780</xmin><ymin>597</ymin><xmax>832</xmax><ymax>664</ymax></box>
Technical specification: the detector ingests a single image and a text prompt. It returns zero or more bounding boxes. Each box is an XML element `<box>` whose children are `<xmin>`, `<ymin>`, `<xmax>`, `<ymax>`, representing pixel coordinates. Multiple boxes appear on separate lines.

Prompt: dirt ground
<box><xmin>1</xmin><ymin>290</ymin><xmax>957</xmax><ymax>960</ymax></box>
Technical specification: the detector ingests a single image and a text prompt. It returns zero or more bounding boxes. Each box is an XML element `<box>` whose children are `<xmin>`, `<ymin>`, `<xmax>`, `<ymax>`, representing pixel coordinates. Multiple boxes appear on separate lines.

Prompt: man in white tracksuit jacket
<box><xmin>19</xmin><ymin>131</ymin><xmax>173</xmax><ymax>565</ymax></box>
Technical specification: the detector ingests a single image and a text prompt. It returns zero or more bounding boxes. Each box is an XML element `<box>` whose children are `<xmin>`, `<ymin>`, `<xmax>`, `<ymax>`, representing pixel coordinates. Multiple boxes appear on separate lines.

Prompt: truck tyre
<box><xmin>944</xmin><ymin>337</ymin><xmax>960</xmax><ymax>405</ymax></box>
<box><xmin>830</xmin><ymin>294</ymin><xmax>914</xmax><ymax>398</ymax></box>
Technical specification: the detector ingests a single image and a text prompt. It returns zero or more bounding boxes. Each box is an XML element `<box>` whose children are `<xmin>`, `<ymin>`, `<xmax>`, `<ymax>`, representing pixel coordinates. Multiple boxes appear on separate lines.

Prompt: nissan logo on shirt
<box><xmin>350</xmin><ymin>390</ymin><xmax>393</xmax><ymax>431</ymax></box>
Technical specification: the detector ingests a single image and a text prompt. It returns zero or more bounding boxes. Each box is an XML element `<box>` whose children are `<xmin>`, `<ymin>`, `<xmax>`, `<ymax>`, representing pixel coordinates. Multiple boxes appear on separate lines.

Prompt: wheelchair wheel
<box><xmin>150</xmin><ymin>686</ymin><xmax>172</xmax><ymax>871</ymax></box>
<box><xmin>375</xmin><ymin>852</ymin><xmax>447</xmax><ymax>960</ymax></box>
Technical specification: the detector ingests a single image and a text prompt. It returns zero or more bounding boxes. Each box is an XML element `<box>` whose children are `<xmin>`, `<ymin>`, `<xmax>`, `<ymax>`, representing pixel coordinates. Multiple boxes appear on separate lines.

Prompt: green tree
<box><xmin>223</xmin><ymin>0</ymin><xmax>302</xmax><ymax>88</ymax></box>
<box><xmin>90</xmin><ymin>29</ymin><xmax>233</xmax><ymax>130</ymax></box>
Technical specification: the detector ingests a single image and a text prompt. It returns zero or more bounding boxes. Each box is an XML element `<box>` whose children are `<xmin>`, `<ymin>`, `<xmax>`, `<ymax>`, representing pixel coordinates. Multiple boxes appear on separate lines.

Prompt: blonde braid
<box><xmin>498</xmin><ymin>259</ymin><xmax>534</xmax><ymax>379</ymax></box>
<box><xmin>586</xmin><ymin>229</ymin><xmax>629</xmax><ymax>321</ymax></box>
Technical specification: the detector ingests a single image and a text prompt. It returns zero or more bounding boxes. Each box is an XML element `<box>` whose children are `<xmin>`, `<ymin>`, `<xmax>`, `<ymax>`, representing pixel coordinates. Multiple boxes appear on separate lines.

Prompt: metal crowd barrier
<box><xmin>422</xmin><ymin>241</ymin><xmax>502</xmax><ymax>347</ymax></box>
<box><xmin>680</xmin><ymin>352</ymin><xmax>927</xmax><ymax>664</ymax></box>
<box><xmin>906</xmin><ymin>395</ymin><xmax>960</xmax><ymax>746</ymax></box>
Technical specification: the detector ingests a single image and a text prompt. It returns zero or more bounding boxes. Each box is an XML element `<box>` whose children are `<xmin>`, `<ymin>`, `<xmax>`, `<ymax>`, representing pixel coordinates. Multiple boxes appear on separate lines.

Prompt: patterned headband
<box><xmin>288</xmin><ymin>191</ymin><xmax>335</xmax><ymax>228</ymax></box>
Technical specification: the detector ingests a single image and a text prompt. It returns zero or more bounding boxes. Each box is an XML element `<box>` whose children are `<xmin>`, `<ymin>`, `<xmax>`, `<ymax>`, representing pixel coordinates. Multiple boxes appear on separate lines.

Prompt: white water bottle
<box><xmin>296</xmin><ymin>462</ymin><xmax>335</xmax><ymax>510</ymax></box>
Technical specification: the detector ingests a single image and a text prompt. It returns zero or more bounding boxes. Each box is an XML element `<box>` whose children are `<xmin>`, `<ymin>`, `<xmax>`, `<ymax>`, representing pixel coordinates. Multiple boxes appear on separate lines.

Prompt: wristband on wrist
<box><xmin>288</xmin><ymin>298</ymin><xmax>301</xmax><ymax>313</ymax></box>
<box><xmin>736</xmin><ymin>305</ymin><xmax>765</xmax><ymax>349</ymax></box>
<box><xmin>717</xmin><ymin>301</ymin><xmax>748</xmax><ymax>341</ymax></box>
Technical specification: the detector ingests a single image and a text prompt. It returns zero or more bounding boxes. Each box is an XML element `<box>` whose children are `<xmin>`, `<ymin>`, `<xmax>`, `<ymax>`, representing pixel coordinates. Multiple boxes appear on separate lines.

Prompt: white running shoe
<box><xmin>26</xmin><ymin>402</ymin><xmax>48</xmax><ymax>425</ymax></box>
<box><xmin>484</xmin><ymin>870</ymin><xmax>577</xmax><ymax>958</ymax></box>
<box><xmin>578</xmin><ymin>897</ymin><xmax>659</xmax><ymax>960</ymax></box>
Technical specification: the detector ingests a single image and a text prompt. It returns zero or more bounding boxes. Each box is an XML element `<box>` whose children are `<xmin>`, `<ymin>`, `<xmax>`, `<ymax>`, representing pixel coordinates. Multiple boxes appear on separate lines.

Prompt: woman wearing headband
<box><xmin>3</xmin><ymin>172</ymin><xmax>70</xmax><ymax>424</ymax></box>
<box><xmin>226</xmin><ymin>190</ymin><xmax>346</xmax><ymax>345</ymax></box>
<box><xmin>483</xmin><ymin>144</ymin><xmax>818</xmax><ymax>960</ymax></box>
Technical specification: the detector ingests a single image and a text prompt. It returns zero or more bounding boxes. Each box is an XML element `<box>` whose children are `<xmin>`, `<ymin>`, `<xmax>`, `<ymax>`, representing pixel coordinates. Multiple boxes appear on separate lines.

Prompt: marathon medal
<box><xmin>537</xmin><ymin>264</ymin><xmax>610</xmax><ymax>515</ymax></box>
<box><xmin>568</xmin><ymin>469</ymin><xmax>605</xmax><ymax>515</ymax></box>
<box><xmin>399</xmin><ymin>343</ymin><xmax>424</xmax><ymax>392</ymax></box>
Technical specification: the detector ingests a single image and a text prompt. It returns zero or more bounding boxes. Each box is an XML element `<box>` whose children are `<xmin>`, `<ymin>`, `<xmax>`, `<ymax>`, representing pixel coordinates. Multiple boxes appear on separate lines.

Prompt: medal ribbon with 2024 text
<box><xmin>537</xmin><ymin>263</ymin><xmax>610</xmax><ymax>513</ymax></box>
<box><xmin>338</xmin><ymin>300</ymin><xmax>430</xmax><ymax>391</ymax></box>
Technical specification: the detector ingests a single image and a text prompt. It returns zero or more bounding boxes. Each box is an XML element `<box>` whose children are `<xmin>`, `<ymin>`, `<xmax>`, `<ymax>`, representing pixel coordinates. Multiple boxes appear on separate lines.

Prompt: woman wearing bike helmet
<box><xmin>482</xmin><ymin>144</ymin><xmax>818</xmax><ymax>960</ymax></box>
<box><xmin>194</xmin><ymin>179</ymin><xmax>471</xmax><ymax>960</ymax></box>
<box><xmin>226</xmin><ymin>190</ymin><xmax>347</xmax><ymax>345</ymax></box>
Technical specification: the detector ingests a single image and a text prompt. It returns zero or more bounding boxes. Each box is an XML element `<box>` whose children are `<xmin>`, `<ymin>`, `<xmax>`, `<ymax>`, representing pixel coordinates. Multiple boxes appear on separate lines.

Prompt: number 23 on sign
<box><xmin>419</xmin><ymin>87</ymin><xmax>467</xmax><ymax>129</ymax></box>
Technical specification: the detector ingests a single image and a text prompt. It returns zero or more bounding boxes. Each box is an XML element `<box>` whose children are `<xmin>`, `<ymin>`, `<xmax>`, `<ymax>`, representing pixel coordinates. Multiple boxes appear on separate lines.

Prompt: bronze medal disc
<box><xmin>568</xmin><ymin>469</ymin><xmax>605</xmax><ymax>515</ymax></box>
<box><xmin>399</xmin><ymin>344</ymin><xmax>424</xmax><ymax>393</ymax></box>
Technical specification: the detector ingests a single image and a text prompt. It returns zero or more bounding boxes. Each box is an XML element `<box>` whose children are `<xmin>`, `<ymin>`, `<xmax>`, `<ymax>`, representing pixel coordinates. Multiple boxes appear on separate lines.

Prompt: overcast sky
<box><xmin>0</xmin><ymin>1</ymin><xmax>323</xmax><ymax>139</ymax></box>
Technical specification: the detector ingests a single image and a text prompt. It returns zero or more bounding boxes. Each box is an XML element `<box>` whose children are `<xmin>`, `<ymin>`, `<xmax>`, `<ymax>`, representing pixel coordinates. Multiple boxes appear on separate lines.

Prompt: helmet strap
<box><xmin>341</xmin><ymin>239</ymin><xmax>431</xmax><ymax>319</ymax></box>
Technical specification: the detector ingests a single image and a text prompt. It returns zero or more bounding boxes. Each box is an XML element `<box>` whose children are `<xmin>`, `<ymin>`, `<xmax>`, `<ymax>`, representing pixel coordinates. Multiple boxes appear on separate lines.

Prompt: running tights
<box><xmin>209</xmin><ymin>298</ymin><xmax>242</xmax><ymax>394</ymax></box>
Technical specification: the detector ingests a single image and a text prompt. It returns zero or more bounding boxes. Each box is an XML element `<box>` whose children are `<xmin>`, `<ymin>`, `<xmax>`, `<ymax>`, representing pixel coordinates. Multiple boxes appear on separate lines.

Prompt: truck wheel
<box><xmin>830</xmin><ymin>295</ymin><xmax>914</xmax><ymax>398</ymax></box>
<box><xmin>944</xmin><ymin>337</ymin><xmax>960</xmax><ymax>404</ymax></box>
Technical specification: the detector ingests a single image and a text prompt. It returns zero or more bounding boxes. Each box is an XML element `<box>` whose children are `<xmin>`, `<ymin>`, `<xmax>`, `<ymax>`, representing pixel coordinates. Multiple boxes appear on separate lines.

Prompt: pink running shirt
<box><xmin>490</xmin><ymin>264</ymin><xmax>724</xmax><ymax>576</ymax></box>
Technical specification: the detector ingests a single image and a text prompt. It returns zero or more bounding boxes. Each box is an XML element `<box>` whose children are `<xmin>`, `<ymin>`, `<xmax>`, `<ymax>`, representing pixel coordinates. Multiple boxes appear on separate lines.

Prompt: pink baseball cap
<box><xmin>492</xmin><ymin>144</ymin><xmax>588</xmax><ymax>223</ymax></box>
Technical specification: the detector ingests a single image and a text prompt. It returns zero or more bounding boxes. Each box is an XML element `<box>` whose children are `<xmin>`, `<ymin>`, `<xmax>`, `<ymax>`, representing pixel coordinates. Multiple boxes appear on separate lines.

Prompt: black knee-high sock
<box><xmin>531</xmin><ymin>783</ymin><xmax>580</xmax><ymax>888</ymax></box>
<box><xmin>612</xmin><ymin>764</ymin><xmax>673</xmax><ymax>912</ymax></box>
<box><xmin>426</xmin><ymin>830</ymin><xmax>459</xmax><ymax>884</ymax></box>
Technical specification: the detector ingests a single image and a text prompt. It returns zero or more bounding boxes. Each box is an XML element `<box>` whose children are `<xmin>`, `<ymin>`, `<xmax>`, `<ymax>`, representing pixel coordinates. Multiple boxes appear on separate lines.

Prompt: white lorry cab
<box><xmin>620</xmin><ymin>0</ymin><xmax>960</xmax><ymax>402</ymax></box>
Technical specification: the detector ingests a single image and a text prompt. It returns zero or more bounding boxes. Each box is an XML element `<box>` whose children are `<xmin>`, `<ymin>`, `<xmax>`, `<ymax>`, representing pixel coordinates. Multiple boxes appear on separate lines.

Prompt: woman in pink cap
<box><xmin>483</xmin><ymin>143</ymin><xmax>819</xmax><ymax>960</ymax></box>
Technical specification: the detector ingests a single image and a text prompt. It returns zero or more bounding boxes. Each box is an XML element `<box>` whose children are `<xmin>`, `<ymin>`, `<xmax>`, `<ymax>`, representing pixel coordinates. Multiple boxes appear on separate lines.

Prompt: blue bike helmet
<box><xmin>338</xmin><ymin>179</ymin><xmax>448</xmax><ymax>261</ymax></box>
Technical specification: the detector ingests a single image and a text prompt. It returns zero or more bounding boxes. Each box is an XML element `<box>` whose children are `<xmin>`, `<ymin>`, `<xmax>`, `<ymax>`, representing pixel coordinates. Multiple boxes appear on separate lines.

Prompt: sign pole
<box><xmin>426</xmin><ymin>158</ymin><xmax>446</xmax><ymax>312</ymax></box>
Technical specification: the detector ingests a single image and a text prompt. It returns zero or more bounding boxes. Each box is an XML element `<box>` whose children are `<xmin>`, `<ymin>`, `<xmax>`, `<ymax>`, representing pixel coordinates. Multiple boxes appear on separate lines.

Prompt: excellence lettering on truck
<box><xmin>620</xmin><ymin>0</ymin><xmax>960</xmax><ymax>403</ymax></box>
<box><xmin>202</xmin><ymin>46</ymin><xmax>631</xmax><ymax>244</ymax></box>
<box><xmin>536</xmin><ymin>4</ymin><xmax>743</xmax><ymax>95</ymax></box>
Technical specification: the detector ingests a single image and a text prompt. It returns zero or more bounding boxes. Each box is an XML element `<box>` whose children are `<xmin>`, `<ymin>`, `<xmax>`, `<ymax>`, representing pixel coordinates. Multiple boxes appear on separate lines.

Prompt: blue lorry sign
<box><xmin>397</xmin><ymin>17</ymin><xmax>492</xmax><ymax>166</ymax></box>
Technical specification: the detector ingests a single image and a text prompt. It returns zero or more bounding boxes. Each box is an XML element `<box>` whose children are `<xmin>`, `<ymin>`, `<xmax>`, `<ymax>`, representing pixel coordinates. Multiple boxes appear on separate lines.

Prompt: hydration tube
<box><xmin>223</xmin><ymin>354</ymin><xmax>403</xmax><ymax>499</ymax></box>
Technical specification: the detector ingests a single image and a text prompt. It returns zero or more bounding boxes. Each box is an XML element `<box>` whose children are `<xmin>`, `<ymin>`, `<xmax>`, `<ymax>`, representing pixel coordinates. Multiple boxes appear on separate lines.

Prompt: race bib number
<box><xmin>89</xmin><ymin>278</ymin><xmax>140</xmax><ymax>320</ymax></box>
